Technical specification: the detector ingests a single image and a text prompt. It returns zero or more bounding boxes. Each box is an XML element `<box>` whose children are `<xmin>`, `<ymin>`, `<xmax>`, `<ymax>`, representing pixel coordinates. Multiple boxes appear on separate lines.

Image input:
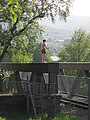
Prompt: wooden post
<box><xmin>48</xmin><ymin>63</ymin><xmax>59</xmax><ymax>117</ymax></box>
<box><xmin>26</xmin><ymin>76</ymin><xmax>29</xmax><ymax>116</ymax></box>
<box><xmin>41</xmin><ymin>77</ymin><xmax>44</xmax><ymax>120</ymax></box>
<box><xmin>85</xmin><ymin>70</ymin><xmax>90</xmax><ymax>120</ymax></box>
<box><xmin>48</xmin><ymin>63</ymin><xmax>59</xmax><ymax>94</ymax></box>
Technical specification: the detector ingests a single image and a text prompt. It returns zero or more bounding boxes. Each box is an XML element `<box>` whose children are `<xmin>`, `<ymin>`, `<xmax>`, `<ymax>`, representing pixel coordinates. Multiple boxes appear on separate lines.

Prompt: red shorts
<box><xmin>41</xmin><ymin>49</ymin><xmax>46</xmax><ymax>54</ymax></box>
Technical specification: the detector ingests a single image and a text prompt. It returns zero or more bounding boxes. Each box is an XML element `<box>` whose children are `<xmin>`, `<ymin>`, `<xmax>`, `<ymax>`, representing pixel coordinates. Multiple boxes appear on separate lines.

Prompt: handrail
<box><xmin>0</xmin><ymin>62</ymin><xmax>90</xmax><ymax>71</ymax></box>
<box><xmin>59</xmin><ymin>62</ymin><xmax>90</xmax><ymax>70</ymax></box>
<box><xmin>0</xmin><ymin>62</ymin><xmax>59</xmax><ymax>73</ymax></box>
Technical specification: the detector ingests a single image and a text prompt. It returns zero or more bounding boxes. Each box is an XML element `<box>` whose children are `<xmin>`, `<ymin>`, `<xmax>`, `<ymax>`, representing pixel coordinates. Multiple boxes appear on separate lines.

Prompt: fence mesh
<box><xmin>0</xmin><ymin>71</ymin><xmax>89</xmax><ymax>120</ymax></box>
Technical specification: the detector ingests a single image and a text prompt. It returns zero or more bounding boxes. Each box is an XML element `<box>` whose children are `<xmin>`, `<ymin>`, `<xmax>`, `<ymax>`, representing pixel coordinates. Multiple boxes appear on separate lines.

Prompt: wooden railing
<box><xmin>0</xmin><ymin>62</ymin><xmax>90</xmax><ymax>119</ymax></box>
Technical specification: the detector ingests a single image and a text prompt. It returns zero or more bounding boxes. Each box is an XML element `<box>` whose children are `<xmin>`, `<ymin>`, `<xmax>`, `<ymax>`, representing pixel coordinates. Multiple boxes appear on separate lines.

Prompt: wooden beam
<box><xmin>59</xmin><ymin>62</ymin><xmax>90</xmax><ymax>70</ymax></box>
<box><xmin>0</xmin><ymin>63</ymin><xmax>59</xmax><ymax>73</ymax></box>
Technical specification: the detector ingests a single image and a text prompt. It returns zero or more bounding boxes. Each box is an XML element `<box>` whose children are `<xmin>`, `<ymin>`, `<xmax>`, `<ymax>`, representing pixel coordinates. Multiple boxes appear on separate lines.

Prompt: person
<box><xmin>41</xmin><ymin>39</ymin><xmax>48</xmax><ymax>63</ymax></box>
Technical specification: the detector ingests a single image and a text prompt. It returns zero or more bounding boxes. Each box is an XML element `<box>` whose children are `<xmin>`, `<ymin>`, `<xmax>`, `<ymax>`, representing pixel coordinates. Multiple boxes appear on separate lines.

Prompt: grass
<box><xmin>53</xmin><ymin>114</ymin><xmax>80</xmax><ymax>120</ymax></box>
<box><xmin>0</xmin><ymin>113</ymin><xmax>80</xmax><ymax>120</ymax></box>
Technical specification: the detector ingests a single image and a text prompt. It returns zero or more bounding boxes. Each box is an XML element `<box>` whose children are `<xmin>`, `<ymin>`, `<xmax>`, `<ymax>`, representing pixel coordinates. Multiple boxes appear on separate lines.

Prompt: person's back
<box><xmin>41</xmin><ymin>39</ymin><xmax>47</xmax><ymax>63</ymax></box>
<box><xmin>41</xmin><ymin>40</ymin><xmax>46</xmax><ymax>54</ymax></box>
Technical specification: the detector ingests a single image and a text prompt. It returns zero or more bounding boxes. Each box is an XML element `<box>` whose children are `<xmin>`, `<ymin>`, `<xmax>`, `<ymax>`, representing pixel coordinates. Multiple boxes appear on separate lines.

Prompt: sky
<box><xmin>71</xmin><ymin>0</ymin><xmax>90</xmax><ymax>16</ymax></box>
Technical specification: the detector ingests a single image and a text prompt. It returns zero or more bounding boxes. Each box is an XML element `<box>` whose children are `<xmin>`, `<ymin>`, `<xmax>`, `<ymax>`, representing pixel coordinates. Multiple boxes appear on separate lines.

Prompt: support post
<box><xmin>48</xmin><ymin>63</ymin><xmax>59</xmax><ymax>117</ymax></box>
<box><xmin>85</xmin><ymin>70</ymin><xmax>90</xmax><ymax>120</ymax></box>
<box><xmin>26</xmin><ymin>76</ymin><xmax>29</xmax><ymax>116</ymax></box>
<box><xmin>48</xmin><ymin>63</ymin><xmax>59</xmax><ymax>94</ymax></box>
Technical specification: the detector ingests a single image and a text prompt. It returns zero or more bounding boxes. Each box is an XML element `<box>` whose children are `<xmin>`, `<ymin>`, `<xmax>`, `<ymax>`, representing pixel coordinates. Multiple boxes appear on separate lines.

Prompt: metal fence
<box><xmin>58</xmin><ymin>74</ymin><xmax>88</xmax><ymax>120</ymax></box>
<box><xmin>0</xmin><ymin>62</ymin><xmax>90</xmax><ymax>120</ymax></box>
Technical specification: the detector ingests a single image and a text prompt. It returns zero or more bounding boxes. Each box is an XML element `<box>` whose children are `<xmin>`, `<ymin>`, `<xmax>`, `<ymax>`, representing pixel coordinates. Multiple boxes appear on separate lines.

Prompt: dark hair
<box><xmin>43</xmin><ymin>39</ymin><xmax>46</xmax><ymax>42</ymax></box>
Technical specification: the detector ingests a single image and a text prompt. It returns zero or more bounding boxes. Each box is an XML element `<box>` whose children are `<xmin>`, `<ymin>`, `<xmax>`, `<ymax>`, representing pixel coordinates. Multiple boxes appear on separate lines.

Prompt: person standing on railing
<box><xmin>41</xmin><ymin>39</ymin><xmax>48</xmax><ymax>63</ymax></box>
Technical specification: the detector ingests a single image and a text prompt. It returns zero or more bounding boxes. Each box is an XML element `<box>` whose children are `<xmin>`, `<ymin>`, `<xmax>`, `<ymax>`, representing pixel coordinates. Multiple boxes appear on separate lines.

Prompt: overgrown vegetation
<box><xmin>58</xmin><ymin>29</ymin><xmax>90</xmax><ymax>62</ymax></box>
<box><xmin>0</xmin><ymin>114</ymin><xmax>80</xmax><ymax>120</ymax></box>
<box><xmin>0</xmin><ymin>0</ymin><xmax>74</xmax><ymax>62</ymax></box>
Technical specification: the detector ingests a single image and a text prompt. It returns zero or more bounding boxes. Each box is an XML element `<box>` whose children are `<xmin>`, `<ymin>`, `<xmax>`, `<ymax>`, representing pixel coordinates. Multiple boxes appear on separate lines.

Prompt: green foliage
<box><xmin>0</xmin><ymin>0</ymin><xmax>73</xmax><ymax>24</ymax></box>
<box><xmin>0</xmin><ymin>0</ymin><xmax>74</xmax><ymax>39</ymax></box>
<box><xmin>0</xmin><ymin>21</ymin><xmax>42</xmax><ymax>63</ymax></box>
<box><xmin>0</xmin><ymin>0</ymin><xmax>74</xmax><ymax>61</ymax></box>
<box><xmin>58</xmin><ymin>29</ymin><xmax>90</xmax><ymax>62</ymax></box>
<box><xmin>0</xmin><ymin>114</ymin><xmax>80</xmax><ymax>120</ymax></box>
<box><xmin>53</xmin><ymin>114</ymin><xmax>79</xmax><ymax>120</ymax></box>
<box><xmin>10</xmin><ymin>23</ymin><xmax>43</xmax><ymax>63</ymax></box>
<box><xmin>58</xmin><ymin>29</ymin><xmax>90</xmax><ymax>75</ymax></box>
<box><xmin>11</xmin><ymin>49</ymin><xmax>33</xmax><ymax>63</ymax></box>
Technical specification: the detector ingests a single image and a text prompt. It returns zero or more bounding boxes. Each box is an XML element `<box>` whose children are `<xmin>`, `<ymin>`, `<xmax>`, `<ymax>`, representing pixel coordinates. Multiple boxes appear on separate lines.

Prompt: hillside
<box><xmin>38</xmin><ymin>15</ymin><xmax>90</xmax><ymax>55</ymax></box>
<box><xmin>39</xmin><ymin>15</ymin><xmax>90</xmax><ymax>32</ymax></box>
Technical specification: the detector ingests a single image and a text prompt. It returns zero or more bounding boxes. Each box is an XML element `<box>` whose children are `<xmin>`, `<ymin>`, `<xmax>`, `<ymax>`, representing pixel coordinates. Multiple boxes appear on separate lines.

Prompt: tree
<box><xmin>8</xmin><ymin>22</ymin><xmax>42</xmax><ymax>62</ymax></box>
<box><xmin>0</xmin><ymin>0</ymin><xmax>74</xmax><ymax>62</ymax></box>
<box><xmin>0</xmin><ymin>21</ymin><xmax>42</xmax><ymax>62</ymax></box>
<box><xmin>58</xmin><ymin>29</ymin><xmax>90</xmax><ymax>62</ymax></box>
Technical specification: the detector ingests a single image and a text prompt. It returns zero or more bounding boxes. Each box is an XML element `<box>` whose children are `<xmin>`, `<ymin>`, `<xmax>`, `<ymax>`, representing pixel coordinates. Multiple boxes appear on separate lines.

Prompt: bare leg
<box><xmin>42</xmin><ymin>53</ymin><xmax>45</xmax><ymax>63</ymax></box>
